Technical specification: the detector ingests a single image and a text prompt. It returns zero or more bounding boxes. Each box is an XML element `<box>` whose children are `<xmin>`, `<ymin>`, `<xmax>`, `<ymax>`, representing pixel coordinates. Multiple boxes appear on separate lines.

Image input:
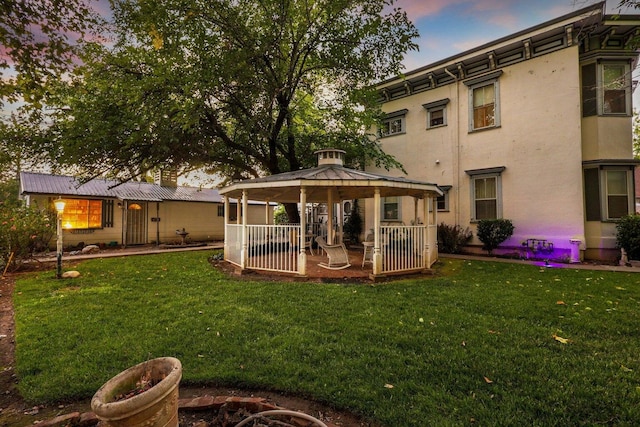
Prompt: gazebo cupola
<box><xmin>315</xmin><ymin>148</ymin><xmax>345</xmax><ymax>166</ymax></box>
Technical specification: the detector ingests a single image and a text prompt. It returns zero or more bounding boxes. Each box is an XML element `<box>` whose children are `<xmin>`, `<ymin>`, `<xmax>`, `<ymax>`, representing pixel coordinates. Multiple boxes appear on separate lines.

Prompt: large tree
<box><xmin>0</xmin><ymin>109</ymin><xmax>50</xmax><ymax>184</ymax></box>
<box><xmin>48</xmin><ymin>0</ymin><xmax>417</xmax><ymax>220</ymax></box>
<box><xmin>0</xmin><ymin>0</ymin><xmax>102</xmax><ymax>105</ymax></box>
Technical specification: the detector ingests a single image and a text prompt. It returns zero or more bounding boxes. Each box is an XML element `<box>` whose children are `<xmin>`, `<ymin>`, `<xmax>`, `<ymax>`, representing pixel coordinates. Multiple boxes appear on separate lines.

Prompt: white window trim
<box><xmin>423</xmin><ymin>98</ymin><xmax>450</xmax><ymax>129</ymax></box>
<box><xmin>597</xmin><ymin>61</ymin><xmax>632</xmax><ymax>116</ymax></box>
<box><xmin>464</xmin><ymin>71</ymin><xmax>502</xmax><ymax>132</ymax></box>
<box><xmin>380</xmin><ymin>109</ymin><xmax>408</xmax><ymax>137</ymax></box>
<box><xmin>465</xmin><ymin>167</ymin><xmax>505</xmax><ymax>222</ymax></box>
<box><xmin>602</xmin><ymin>167</ymin><xmax>633</xmax><ymax>221</ymax></box>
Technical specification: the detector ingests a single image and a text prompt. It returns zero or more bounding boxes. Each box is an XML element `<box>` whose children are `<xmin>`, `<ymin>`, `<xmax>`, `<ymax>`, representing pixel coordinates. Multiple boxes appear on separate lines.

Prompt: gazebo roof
<box><xmin>218</xmin><ymin>149</ymin><xmax>442</xmax><ymax>203</ymax></box>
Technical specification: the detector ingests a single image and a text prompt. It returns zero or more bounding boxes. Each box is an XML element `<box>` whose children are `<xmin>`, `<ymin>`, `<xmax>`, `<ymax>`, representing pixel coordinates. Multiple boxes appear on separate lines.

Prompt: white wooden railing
<box><xmin>225</xmin><ymin>224</ymin><xmax>243</xmax><ymax>266</ymax></box>
<box><xmin>226</xmin><ymin>223</ymin><xmax>438</xmax><ymax>276</ymax></box>
<box><xmin>380</xmin><ymin>225</ymin><xmax>428</xmax><ymax>274</ymax></box>
<box><xmin>246</xmin><ymin>224</ymin><xmax>298</xmax><ymax>273</ymax></box>
<box><xmin>427</xmin><ymin>224</ymin><xmax>438</xmax><ymax>268</ymax></box>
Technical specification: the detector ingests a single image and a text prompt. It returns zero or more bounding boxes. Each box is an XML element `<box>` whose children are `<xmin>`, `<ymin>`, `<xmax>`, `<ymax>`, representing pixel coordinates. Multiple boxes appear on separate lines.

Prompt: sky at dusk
<box><xmin>394</xmin><ymin>0</ymin><xmax>640</xmax><ymax>114</ymax></box>
<box><xmin>396</xmin><ymin>0</ymin><xmax>634</xmax><ymax>70</ymax></box>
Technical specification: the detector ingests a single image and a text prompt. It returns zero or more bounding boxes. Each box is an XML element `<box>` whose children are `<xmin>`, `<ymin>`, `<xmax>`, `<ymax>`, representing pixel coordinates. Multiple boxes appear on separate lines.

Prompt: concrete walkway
<box><xmin>441</xmin><ymin>253</ymin><xmax>640</xmax><ymax>273</ymax></box>
<box><xmin>34</xmin><ymin>242</ymin><xmax>223</xmax><ymax>263</ymax></box>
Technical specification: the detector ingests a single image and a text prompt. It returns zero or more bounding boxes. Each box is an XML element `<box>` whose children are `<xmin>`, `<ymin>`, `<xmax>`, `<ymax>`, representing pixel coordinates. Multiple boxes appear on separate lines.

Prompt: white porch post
<box><xmin>423</xmin><ymin>195</ymin><xmax>430</xmax><ymax>269</ymax></box>
<box><xmin>373</xmin><ymin>188</ymin><xmax>382</xmax><ymax>275</ymax></box>
<box><xmin>299</xmin><ymin>188</ymin><xmax>307</xmax><ymax>275</ymax></box>
<box><xmin>432</xmin><ymin>193</ymin><xmax>438</xmax><ymax>264</ymax></box>
<box><xmin>265</xmin><ymin>199</ymin><xmax>270</xmax><ymax>224</ymax></box>
<box><xmin>337</xmin><ymin>200</ymin><xmax>343</xmax><ymax>243</ymax></box>
<box><xmin>240</xmin><ymin>190</ymin><xmax>248</xmax><ymax>269</ymax></box>
<box><xmin>236</xmin><ymin>198</ymin><xmax>241</xmax><ymax>225</ymax></box>
<box><xmin>327</xmin><ymin>189</ymin><xmax>334</xmax><ymax>244</ymax></box>
<box><xmin>414</xmin><ymin>197</ymin><xmax>419</xmax><ymax>224</ymax></box>
<box><xmin>223</xmin><ymin>196</ymin><xmax>229</xmax><ymax>260</ymax></box>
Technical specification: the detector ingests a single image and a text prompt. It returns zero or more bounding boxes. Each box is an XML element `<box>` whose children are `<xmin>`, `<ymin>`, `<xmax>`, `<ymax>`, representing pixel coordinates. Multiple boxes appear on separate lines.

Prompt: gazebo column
<box><xmin>240</xmin><ymin>190</ymin><xmax>248</xmax><ymax>269</ymax></box>
<box><xmin>265</xmin><ymin>199</ymin><xmax>270</xmax><ymax>224</ymax></box>
<box><xmin>423</xmin><ymin>195</ymin><xmax>430</xmax><ymax>269</ymax></box>
<box><xmin>337</xmin><ymin>200</ymin><xmax>343</xmax><ymax>243</ymax></box>
<box><xmin>223</xmin><ymin>196</ymin><xmax>229</xmax><ymax>261</ymax></box>
<box><xmin>327</xmin><ymin>189</ymin><xmax>334</xmax><ymax>244</ymax></box>
<box><xmin>373</xmin><ymin>188</ymin><xmax>382</xmax><ymax>275</ymax></box>
<box><xmin>299</xmin><ymin>188</ymin><xmax>307</xmax><ymax>276</ymax></box>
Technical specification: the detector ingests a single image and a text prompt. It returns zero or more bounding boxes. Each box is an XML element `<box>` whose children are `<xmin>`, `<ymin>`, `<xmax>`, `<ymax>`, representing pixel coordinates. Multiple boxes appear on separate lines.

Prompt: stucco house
<box><xmin>20</xmin><ymin>171</ymin><xmax>272</xmax><ymax>248</ymax></box>
<box><xmin>365</xmin><ymin>2</ymin><xmax>640</xmax><ymax>261</ymax></box>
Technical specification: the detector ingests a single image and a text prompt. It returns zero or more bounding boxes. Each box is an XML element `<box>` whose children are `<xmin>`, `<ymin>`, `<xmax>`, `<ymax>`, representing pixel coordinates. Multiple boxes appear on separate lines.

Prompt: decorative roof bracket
<box><xmin>523</xmin><ymin>39</ymin><xmax>532</xmax><ymax>59</ymax></box>
<box><xmin>565</xmin><ymin>25</ymin><xmax>573</xmax><ymax>47</ymax></box>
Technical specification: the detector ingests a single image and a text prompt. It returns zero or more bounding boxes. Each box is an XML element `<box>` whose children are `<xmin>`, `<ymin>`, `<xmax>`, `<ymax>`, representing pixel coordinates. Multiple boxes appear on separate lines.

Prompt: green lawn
<box><xmin>13</xmin><ymin>251</ymin><xmax>640</xmax><ymax>426</ymax></box>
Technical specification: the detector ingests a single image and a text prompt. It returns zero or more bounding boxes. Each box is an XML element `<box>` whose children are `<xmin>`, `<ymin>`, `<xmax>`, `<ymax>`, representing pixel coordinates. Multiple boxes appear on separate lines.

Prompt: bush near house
<box><xmin>0</xmin><ymin>201</ymin><xmax>55</xmax><ymax>271</ymax></box>
<box><xmin>437</xmin><ymin>222</ymin><xmax>472</xmax><ymax>254</ymax></box>
<box><xmin>476</xmin><ymin>219</ymin><xmax>515</xmax><ymax>255</ymax></box>
<box><xmin>616</xmin><ymin>214</ymin><xmax>640</xmax><ymax>260</ymax></box>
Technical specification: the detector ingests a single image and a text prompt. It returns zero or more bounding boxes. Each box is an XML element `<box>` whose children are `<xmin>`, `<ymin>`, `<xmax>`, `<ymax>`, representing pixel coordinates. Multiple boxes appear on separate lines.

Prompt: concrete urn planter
<box><xmin>91</xmin><ymin>357</ymin><xmax>182</xmax><ymax>427</ymax></box>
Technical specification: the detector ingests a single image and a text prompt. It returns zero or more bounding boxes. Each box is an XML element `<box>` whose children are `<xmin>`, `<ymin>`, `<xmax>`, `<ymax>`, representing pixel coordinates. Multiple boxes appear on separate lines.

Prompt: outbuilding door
<box><xmin>125</xmin><ymin>202</ymin><xmax>147</xmax><ymax>245</ymax></box>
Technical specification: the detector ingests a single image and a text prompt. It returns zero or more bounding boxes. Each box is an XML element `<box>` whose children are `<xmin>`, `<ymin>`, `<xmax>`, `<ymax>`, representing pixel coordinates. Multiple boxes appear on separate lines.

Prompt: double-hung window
<box><xmin>581</xmin><ymin>61</ymin><xmax>632</xmax><ymax>116</ymax></box>
<box><xmin>380</xmin><ymin>109</ymin><xmax>407</xmax><ymax>137</ymax></box>
<box><xmin>464</xmin><ymin>71</ymin><xmax>502</xmax><ymax>132</ymax></box>
<box><xmin>423</xmin><ymin>99</ymin><xmax>449</xmax><ymax>129</ymax></box>
<box><xmin>466</xmin><ymin>167</ymin><xmax>505</xmax><ymax>221</ymax></box>
<box><xmin>382</xmin><ymin>196</ymin><xmax>401</xmax><ymax>221</ymax></box>
<box><xmin>602</xmin><ymin>63</ymin><xmax>629</xmax><ymax>114</ymax></box>
<box><xmin>584</xmin><ymin>164</ymin><xmax>635</xmax><ymax>221</ymax></box>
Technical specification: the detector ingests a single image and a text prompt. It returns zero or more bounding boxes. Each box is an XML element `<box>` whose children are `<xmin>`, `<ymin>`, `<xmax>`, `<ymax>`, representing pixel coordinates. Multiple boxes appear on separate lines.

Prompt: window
<box><xmin>59</xmin><ymin>199</ymin><xmax>103</xmax><ymax>229</ymax></box>
<box><xmin>380</xmin><ymin>109</ymin><xmax>407</xmax><ymax>137</ymax></box>
<box><xmin>582</xmin><ymin>61</ymin><xmax>631</xmax><ymax>116</ymax></box>
<box><xmin>217</xmin><ymin>205</ymin><xmax>224</xmax><ymax>217</ymax></box>
<box><xmin>605</xmin><ymin>170</ymin><xmax>630</xmax><ymax>219</ymax></box>
<box><xmin>466</xmin><ymin>167</ymin><xmax>505</xmax><ymax>221</ymax></box>
<box><xmin>423</xmin><ymin>99</ymin><xmax>449</xmax><ymax>129</ymax></box>
<box><xmin>382</xmin><ymin>196</ymin><xmax>401</xmax><ymax>221</ymax></box>
<box><xmin>602</xmin><ymin>63</ymin><xmax>629</xmax><ymax>114</ymax></box>
<box><xmin>584</xmin><ymin>165</ymin><xmax>635</xmax><ymax>221</ymax></box>
<box><xmin>436</xmin><ymin>185</ymin><xmax>451</xmax><ymax>211</ymax></box>
<box><xmin>472</xmin><ymin>85</ymin><xmax>495</xmax><ymax>129</ymax></box>
<box><xmin>464</xmin><ymin>71</ymin><xmax>502</xmax><ymax>131</ymax></box>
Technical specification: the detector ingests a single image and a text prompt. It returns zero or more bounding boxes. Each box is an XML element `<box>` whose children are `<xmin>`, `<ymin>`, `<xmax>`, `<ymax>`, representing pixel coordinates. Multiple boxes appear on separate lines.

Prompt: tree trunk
<box><xmin>284</xmin><ymin>202</ymin><xmax>300</xmax><ymax>223</ymax></box>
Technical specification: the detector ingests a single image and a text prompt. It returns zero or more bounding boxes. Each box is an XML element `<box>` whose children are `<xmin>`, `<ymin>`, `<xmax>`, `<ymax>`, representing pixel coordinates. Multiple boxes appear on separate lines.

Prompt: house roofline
<box><xmin>378</xmin><ymin>2</ymin><xmax>605</xmax><ymax>87</ymax></box>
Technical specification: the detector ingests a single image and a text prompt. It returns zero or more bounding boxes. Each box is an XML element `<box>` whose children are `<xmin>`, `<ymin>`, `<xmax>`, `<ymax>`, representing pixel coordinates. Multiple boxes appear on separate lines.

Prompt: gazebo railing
<box><xmin>225</xmin><ymin>224</ymin><xmax>243</xmax><ymax>266</ymax></box>
<box><xmin>380</xmin><ymin>225</ymin><xmax>428</xmax><ymax>274</ymax></box>
<box><xmin>427</xmin><ymin>223</ymin><xmax>438</xmax><ymax>268</ymax></box>
<box><xmin>246</xmin><ymin>224</ymin><xmax>298</xmax><ymax>273</ymax></box>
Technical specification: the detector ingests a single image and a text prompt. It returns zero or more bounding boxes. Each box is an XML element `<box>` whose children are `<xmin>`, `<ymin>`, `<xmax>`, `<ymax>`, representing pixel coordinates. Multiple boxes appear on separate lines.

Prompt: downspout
<box><xmin>444</xmin><ymin>67</ymin><xmax>462</xmax><ymax>226</ymax></box>
<box><xmin>156</xmin><ymin>202</ymin><xmax>160</xmax><ymax>246</ymax></box>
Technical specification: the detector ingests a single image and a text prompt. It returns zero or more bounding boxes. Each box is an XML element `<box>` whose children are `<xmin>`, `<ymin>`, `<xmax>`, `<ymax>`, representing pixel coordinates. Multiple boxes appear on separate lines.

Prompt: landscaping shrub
<box><xmin>476</xmin><ymin>219</ymin><xmax>514</xmax><ymax>255</ymax></box>
<box><xmin>437</xmin><ymin>222</ymin><xmax>472</xmax><ymax>253</ymax></box>
<box><xmin>616</xmin><ymin>214</ymin><xmax>640</xmax><ymax>260</ymax></box>
<box><xmin>0</xmin><ymin>199</ymin><xmax>55</xmax><ymax>271</ymax></box>
<box><xmin>273</xmin><ymin>204</ymin><xmax>289</xmax><ymax>224</ymax></box>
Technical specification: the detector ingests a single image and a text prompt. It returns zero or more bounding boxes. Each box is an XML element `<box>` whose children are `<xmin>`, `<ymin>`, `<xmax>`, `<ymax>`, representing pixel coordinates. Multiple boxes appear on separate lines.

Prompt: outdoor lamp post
<box><xmin>54</xmin><ymin>197</ymin><xmax>66</xmax><ymax>279</ymax></box>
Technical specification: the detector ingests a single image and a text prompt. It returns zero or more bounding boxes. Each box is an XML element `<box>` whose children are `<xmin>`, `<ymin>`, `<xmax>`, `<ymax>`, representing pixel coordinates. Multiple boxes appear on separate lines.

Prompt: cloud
<box><xmin>393</xmin><ymin>0</ymin><xmax>469</xmax><ymax>20</ymax></box>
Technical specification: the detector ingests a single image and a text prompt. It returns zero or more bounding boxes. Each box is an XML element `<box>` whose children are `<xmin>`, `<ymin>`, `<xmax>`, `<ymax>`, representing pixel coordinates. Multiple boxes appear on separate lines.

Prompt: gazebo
<box><xmin>219</xmin><ymin>149</ymin><xmax>443</xmax><ymax>279</ymax></box>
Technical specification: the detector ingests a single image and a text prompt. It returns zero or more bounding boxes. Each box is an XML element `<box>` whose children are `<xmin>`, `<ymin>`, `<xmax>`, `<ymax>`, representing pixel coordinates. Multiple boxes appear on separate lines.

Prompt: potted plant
<box><xmin>91</xmin><ymin>357</ymin><xmax>182</xmax><ymax>427</ymax></box>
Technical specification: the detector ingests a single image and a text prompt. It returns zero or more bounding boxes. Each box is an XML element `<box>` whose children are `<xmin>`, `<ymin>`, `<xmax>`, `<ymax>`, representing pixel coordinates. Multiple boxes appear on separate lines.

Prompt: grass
<box><xmin>13</xmin><ymin>250</ymin><xmax>640</xmax><ymax>426</ymax></box>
